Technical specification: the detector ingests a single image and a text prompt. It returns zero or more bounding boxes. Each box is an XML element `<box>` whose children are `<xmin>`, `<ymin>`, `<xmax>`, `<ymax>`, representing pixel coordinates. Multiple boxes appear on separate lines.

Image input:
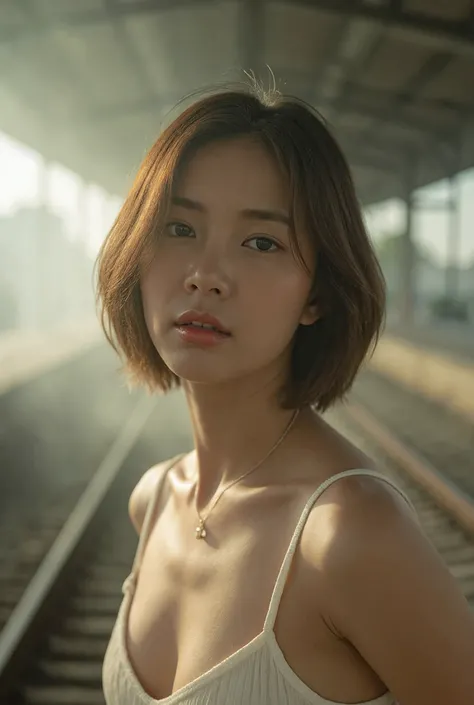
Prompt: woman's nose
<box><xmin>183</xmin><ymin>251</ymin><xmax>232</xmax><ymax>298</ymax></box>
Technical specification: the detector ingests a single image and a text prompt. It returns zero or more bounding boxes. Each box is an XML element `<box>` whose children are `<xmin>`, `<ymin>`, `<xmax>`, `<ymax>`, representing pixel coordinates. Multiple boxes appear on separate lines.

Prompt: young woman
<box><xmin>98</xmin><ymin>86</ymin><xmax>474</xmax><ymax>705</ymax></box>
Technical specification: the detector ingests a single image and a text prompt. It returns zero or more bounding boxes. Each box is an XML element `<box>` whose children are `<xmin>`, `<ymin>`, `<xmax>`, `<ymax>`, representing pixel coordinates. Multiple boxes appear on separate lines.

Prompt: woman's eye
<box><xmin>166</xmin><ymin>222</ymin><xmax>194</xmax><ymax>237</ymax></box>
<box><xmin>245</xmin><ymin>236</ymin><xmax>280</xmax><ymax>253</ymax></box>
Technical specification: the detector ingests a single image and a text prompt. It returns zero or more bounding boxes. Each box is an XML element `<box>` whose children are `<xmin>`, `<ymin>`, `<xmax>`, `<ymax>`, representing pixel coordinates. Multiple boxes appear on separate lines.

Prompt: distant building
<box><xmin>0</xmin><ymin>206</ymin><xmax>95</xmax><ymax>333</ymax></box>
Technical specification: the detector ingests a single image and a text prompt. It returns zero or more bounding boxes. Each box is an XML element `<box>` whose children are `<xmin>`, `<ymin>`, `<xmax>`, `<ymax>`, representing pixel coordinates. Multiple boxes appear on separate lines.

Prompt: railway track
<box><xmin>331</xmin><ymin>371</ymin><xmax>474</xmax><ymax>608</ymax></box>
<box><xmin>12</xmin><ymin>511</ymin><xmax>136</xmax><ymax>705</ymax></box>
<box><xmin>351</xmin><ymin>367</ymin><xmax>474</xmax><ymax>502</ymax></box>
<box><xmin>0</xmin><ymin>395</ymin><xmax>160</xmax><ymax>705</ymax></box>
<box><xmin>0</xmin><ymin>345</ymin><xmax>144</xmax><ymax>632</ymax></box>
<box><xmin>0</xmin><ymin>375</ymin><xmax>473</xmax><ymax>704</ymax></box>
<box><xmin>331</xmin><ymin>402</ymin><xmax>474</xmax><ymax>609</ymax></box>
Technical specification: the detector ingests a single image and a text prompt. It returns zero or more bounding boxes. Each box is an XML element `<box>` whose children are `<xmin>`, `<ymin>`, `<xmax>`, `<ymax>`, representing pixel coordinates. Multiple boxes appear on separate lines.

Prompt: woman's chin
<box><xmin>163</xmin><ymin>354</ymin><xmax>233</xmax><ymax>386</ymax></box>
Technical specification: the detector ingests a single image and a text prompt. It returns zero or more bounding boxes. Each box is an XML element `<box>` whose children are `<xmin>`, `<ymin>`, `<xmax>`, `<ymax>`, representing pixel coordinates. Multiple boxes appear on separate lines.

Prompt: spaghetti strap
<box><xmin>263</xmin><ymin>469</ymin><xmax>418</xmax><ymax>632</ymax></box>
<box><xmin>122</xmin><ymin>453</ymin><xmax>185</xmax><ymax>594</ymax></box>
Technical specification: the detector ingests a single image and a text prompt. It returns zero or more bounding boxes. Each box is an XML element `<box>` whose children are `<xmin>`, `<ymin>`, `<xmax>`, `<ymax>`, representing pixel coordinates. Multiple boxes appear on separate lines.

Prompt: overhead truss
<box><xmin>3</xmin><ymin>0</ymin><xmax>474</xmax><ymax>59</ymax></box>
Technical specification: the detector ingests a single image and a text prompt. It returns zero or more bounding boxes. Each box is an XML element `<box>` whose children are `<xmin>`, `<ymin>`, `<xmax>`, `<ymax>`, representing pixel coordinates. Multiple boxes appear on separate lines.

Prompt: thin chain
<box><xmin>195</xmin><ymin>409</ymin><xmax>299</xmax><ymax>536</ymax></box>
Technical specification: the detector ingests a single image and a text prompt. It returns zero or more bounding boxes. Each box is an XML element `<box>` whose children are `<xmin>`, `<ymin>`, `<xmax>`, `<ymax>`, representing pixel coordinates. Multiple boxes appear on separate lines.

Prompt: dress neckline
<box><xmin>119</xmin><ymin>586</ymin><xmax>269</xmax><ymax>704</ymax></box>
<box><xmin>117</xmin><ymin>582</ymin><xmax>392</xmax><ymax>705</ymax></box>
<box><xmin>116</xmin><ymin>466</ymin><xmax>405</xmax><ymax>704</ymax></box>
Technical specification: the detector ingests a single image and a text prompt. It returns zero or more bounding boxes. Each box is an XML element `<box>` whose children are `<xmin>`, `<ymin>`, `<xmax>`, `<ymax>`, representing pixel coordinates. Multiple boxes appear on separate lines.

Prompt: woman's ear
<box><xmin>299</xmin><ymin>300</ymin><xmax>320</xmax><ymax>326</ymax></box>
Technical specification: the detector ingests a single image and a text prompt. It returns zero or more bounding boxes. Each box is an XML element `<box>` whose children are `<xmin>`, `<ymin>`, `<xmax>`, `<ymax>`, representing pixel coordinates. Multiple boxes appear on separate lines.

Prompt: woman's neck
<box><xmin>183</xmin><ymin>379</ymin><xmax>298</xmax><ymax>507</ymax></box>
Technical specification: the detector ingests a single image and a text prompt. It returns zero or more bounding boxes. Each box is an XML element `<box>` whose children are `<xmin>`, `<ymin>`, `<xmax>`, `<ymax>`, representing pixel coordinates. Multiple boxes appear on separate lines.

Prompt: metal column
<box><xmin>399</xmin><ymin>159</ymin><xmax>416</xmax><ymax>325</ymax></box>
<box><xmin>445</xmin><ymin>173</ymin><xmax>462</xmax><ymax>301</ymax></box>
<box><xmin>239</xmin><ymin>0</ymin><xmax>265</xmax><ymax>81</ymax></box>
<box><xmin>17</xmin><ymin>159</ymin><xmax>49</xmax><ymax>331</ymax></box>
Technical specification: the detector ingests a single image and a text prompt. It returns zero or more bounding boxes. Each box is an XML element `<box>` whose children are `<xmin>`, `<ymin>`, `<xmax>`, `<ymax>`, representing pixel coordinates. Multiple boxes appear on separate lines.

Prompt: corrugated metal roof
<box><xmin>1</xmin><ymin>0</ymin><xmax>473</xmax><ymax>203</ymax></box>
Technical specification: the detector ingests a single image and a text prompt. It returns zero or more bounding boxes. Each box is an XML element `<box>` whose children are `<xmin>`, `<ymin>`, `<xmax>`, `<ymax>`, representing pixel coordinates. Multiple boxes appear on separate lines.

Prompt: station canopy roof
<box><xmin>2</xmin><ymin>0</ymin><xmax>474</xmax><ymax>204</ymax></box>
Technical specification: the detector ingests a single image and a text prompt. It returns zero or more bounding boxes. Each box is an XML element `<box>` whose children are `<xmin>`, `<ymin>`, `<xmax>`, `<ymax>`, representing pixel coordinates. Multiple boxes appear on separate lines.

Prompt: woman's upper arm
<box><xmin>318</xmin><ymin>480</ymin><xmax>474</xmax><ymax>705</ymax></box>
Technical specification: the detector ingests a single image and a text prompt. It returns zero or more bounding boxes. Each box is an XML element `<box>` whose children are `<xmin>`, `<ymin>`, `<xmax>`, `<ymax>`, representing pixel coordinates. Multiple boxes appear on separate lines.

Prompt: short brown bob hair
<box><xmin>95</xmin><ymin>84</ymin><xmax>385</xmax><ymax>412</ymax></box>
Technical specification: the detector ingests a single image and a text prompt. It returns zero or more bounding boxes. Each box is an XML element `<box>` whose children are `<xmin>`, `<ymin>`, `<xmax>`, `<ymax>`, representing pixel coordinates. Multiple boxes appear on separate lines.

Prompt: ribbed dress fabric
<box><xmin>103</xmin><ymin>456</ymin><xmax>416</xmax><ymax>705</ymax></box>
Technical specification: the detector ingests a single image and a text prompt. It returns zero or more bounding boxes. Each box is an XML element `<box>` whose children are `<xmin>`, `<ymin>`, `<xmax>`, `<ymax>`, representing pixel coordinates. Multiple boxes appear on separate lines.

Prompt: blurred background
<box><xmin>1</xmin><ymin>1</ymin><xmax>474</xmax><ymax>342</ymax></box>
<box><xmin>0</xmin><ymin>2</ymin><xmax>473</xmax><ymax>704</ymax></box>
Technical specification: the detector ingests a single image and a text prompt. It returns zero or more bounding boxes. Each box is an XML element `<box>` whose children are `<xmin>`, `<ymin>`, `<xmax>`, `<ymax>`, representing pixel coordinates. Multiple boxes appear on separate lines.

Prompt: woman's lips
<box><xmin>175</xmin><ymin>310</ymin><xmax>231</xmax><ymax>335</ymax></box>
<box><xmin>174</xmin><ymin>322</ymin><xmax>231</xmax><ymax>346</ymax></box>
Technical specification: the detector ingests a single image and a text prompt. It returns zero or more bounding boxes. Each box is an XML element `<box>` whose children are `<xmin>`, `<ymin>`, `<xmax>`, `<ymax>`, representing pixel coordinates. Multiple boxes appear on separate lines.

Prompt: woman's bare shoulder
<box><xmin>128</xmin><ymin>457</ymin><xmax>181</xmax><ymax>534</ymax></box>
<box><xmin>301</xmin><ymin>465</ymin><xmax>417</xmax><ymax>568</ymax></box>
<box><xmin>302</xmin><ymin>468</ymin><xmax>474</xmax><ymax>704</ymax></box>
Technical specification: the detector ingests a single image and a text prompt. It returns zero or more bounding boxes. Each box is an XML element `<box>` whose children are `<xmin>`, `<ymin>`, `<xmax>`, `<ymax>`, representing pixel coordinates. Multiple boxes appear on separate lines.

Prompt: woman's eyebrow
<box><xmin>171</xmin><ymin>197</ymin><xmax>290</xmax><ymax>226</ymax></box>
<box><xmin>171</xmin><ymin>196</ymin><xmax>205</xmax><ymax>212</ymax></box>
<box><xmin>240</xmin><ymin>208</ymin><xmax>290</xmax><ymax>226</ymax></box>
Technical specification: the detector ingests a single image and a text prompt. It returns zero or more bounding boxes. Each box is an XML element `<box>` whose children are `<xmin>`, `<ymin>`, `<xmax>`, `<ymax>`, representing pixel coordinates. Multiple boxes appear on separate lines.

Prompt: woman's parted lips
<box><xmin>175</xmin><ymin>310</ymin><xmax>231</xmax><ymax>335</ymax></box>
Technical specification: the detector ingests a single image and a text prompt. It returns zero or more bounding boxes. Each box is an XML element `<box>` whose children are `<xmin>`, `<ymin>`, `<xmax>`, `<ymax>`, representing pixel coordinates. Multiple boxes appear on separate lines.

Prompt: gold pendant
<box><xmin>195</xmin><ymin>519</ymin><xmax>207</xmax><ymax>539</ymax></box>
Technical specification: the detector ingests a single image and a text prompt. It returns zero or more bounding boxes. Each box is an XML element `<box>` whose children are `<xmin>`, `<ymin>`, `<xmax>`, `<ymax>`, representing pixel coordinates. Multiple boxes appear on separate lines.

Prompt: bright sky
<box><xmin>1</xmin><ymin>130</ymin><xmax>473</xmax><ymax>267</ymax></box>
<box><xmin>364</xmin><ymin>172</ymin><xmax>474</xmax><ymax>267</ymax></box>
<box><xmin>0</xmin><ymin>132</ymin><xmax>122</xmax><ymax>258</ymax></box>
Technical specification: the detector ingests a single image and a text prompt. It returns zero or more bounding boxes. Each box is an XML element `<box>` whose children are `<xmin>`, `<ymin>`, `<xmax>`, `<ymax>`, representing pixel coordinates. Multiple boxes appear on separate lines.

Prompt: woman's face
<box><xmin>140</xmin><ymin>136</ymin><xmax>318</xmax><ymax>390</ymax></box>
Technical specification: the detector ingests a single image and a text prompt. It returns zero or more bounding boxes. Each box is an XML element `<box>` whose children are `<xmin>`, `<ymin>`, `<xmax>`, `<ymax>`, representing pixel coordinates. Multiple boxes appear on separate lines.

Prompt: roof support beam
<box><xmin>79</xmin><ymin>89</ymin><xmax>452</xmax><ymax>145</ymax></box>
<box><xmin>331</xmin><ymin>101</ymin><xmax>450</xmax><ymax>143</ymax></box>
<box><xmin>103</xmin><ymin>0</ymin><xmax>157</xmax><ymax>99</ymax></box>
<box><xmin>0</xmin><ymin>0</ymin><xmax>188</xmax><ymax>42</ymax></box>
<box><xmin>338</xmin><ymin>133</ymin><xmax>407</xmax><ymax>162</ymax></box>
<box><xmin>344</xmin><ymin>148</ymin><xmax>402</xmax><ymax>173</ymax></box>
<box><xmin>292</xmin><ymin>0</ymin><xmax>474</xmax><ymax>57</ymax></box>
<box><xmin>313</xmin><ymin>16</ymin><xmax>384</xmax><ymax>123</ymax></box>
<box><xmin>355</xmin><ymin>50</ymin><xmax>455</xmax><ymax>150</ymax></box>
<box><xmin>4</xmin><ymin>0</ymin><xmax>474</xmax><ymax>58</ymax></box>
<box><xmin>272</xmin><ymin>68</ymin><xmax>472</xmax><ymax>119</ymax></box>
<box><xmin>3</xmin><ymin>0</ymin><xmax>102</xmax><ymax>144</ymax></box>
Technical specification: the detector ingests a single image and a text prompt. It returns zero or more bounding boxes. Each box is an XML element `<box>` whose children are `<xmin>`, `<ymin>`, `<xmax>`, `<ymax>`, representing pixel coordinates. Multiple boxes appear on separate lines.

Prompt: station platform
<box><xmin>387</xmin><ymin>322</ymin><xmax>474</xmax><ymax>365</ymax></box>
<box><xmin>372</xmin><ymin>325</ymin><xmax>474</xmax><ymax>422</ymax></box>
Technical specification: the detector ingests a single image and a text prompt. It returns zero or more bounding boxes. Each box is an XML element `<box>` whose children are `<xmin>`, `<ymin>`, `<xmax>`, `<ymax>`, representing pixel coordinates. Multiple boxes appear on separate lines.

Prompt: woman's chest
<box><xmin>123</xmin><ymin>491</ymin><xmax>388</xmax><ymax>704</ymax></box>
<box><xmin>125</xmin><ymin>496</ymin><xmax>313</xmax><ymax>699</ymax></box>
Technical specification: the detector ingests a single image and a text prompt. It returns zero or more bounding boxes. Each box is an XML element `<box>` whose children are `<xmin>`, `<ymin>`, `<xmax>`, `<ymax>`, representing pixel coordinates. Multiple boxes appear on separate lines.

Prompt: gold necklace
<box><xmin>194</xmin><ymin>409</ymin><xmax>300</xmax><ymax>539</ymax></box>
